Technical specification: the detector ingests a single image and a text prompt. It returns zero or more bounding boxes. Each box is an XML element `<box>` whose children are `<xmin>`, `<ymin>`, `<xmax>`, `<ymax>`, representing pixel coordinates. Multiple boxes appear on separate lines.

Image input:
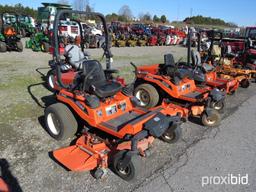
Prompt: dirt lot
<box><xmin>0</xmin><ymin>39</ymin><xmax>256</xmax><ymax>192</ymax></box>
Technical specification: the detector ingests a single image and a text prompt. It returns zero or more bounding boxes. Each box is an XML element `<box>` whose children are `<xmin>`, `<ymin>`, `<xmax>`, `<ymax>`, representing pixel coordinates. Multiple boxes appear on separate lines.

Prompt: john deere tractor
<box><xmin>18</xmin><ymin>15</ymin><xmax>36</xmax><ymax>37</ymax></box>
<box><xmin>25</xmin><ymin>32</ymin><xmax>50</xmax><ymax>52</ymax></box>
<box><xmin>0</xmin><ymin>13</ymin><xmax>23</xmax><ymax>52</ymax></box>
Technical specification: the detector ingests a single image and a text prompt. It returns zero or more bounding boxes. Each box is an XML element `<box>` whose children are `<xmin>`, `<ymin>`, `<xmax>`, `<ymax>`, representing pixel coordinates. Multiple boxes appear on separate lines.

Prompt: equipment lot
<box><xmin>0</xmin><ymin>39</ymin><xmax>256</xmax><ymax>192</ymax></box>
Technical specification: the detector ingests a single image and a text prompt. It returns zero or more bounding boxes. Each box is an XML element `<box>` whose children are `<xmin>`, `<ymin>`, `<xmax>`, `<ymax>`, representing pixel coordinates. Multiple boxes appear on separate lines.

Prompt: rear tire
<box><xmin>46</xmin><ymin>69</ymin><xmax>56</xmax><ymax>92</ymax></box>
<box><xmin>134</xmin><ymin>83</ymin><xmax>159</xmax><ymax>108</ymax></box>
<box><xmin>16</xmin><ymin>41</ymin><xmax>23</xmax><ymax>52</ymax></box>
<box><xmin>41</xmin><ymin>42</ymin><xmax>50</xmax><ymax>52</ymax></box>
<box><xmin>0</xmin><ymin>42</ymin><xmax>7</xmax><ymax>52</ymax></box>
<box><xmin>112</xmin><ymin>150</ymin><xmax>141</xmax><ymax>181</ymax></box>
<box><xmin>44</xmin><ymin>103</ymin><xmax>78</xmax><ymax>140</ymax></box>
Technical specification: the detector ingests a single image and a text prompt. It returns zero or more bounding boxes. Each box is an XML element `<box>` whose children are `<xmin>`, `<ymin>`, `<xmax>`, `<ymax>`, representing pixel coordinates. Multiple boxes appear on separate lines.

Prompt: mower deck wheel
<box><xmin>134</xmin><ymin>83</ymin><xmax>159</xmax><ymax>108</ymax></box>
<box><xmin>112</xmin><ymin>150</ymin><xmax>141</xmax><ymax>181</ymax></box>
<box><xmin>201</xmin><ymin>110</ymin><xmax>221</xmax><ymax>127</ymax></box>
<box><xmin>0</xmin><ymin>42</ymin><xmax>7</xmax><ymax>52</ymax></box>
<box><xmin>16</xmin><ymin>41</ymin><xmax>23</xmax><ymax>52</ymax></box>
<box><xmin>45</xmin><ymin>103</ymin><xmax>78</xmax><ymax>140</ymax></box>
<box><xmin>161</xmin><ymin>124</ymin><xmax>181</xmax><ymax>144</ymax></box>
<box><xmin>240</xmin><ymin>79</ymin><xmax>250</xmax><ymax>88</ymax></box>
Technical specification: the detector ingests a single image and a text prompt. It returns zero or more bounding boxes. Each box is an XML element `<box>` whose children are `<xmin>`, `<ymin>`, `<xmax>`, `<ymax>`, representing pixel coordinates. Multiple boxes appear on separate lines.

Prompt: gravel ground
<box><xmin>0</xmin><ymin>39</ymin><xmax>256</xmax><ymax>192</ymax></box>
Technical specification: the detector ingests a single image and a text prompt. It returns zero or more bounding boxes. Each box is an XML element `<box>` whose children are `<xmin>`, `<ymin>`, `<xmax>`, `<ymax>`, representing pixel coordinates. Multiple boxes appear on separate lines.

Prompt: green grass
<box><xmin>0</xmin><ymin>75</ymin><xmax>41</xmax><ymax>90</ymax></box>
<box><xmin>0</xmin><ymin>102</ymin><xmax>41</xmax><ymax>122</ymax></box>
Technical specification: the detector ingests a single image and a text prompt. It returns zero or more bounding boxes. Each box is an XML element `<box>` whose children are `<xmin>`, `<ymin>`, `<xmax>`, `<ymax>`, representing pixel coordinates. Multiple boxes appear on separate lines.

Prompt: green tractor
<box><xmin>25</xmin><ymin>32</ymin><xmax>50</xmax><ymax>52</ymax></box>
<box><xmin>25</xmin><ymin>2</ymin><xmax>72</xmax><ymax>52</ymax></box>
<box><xmin>18</xmin><ymin>15</ymin><xmax>36</xmax><ymax>37</ymax></box>
<box><xmin>0</xmin><ymin>13</ymin><xmax>23</xmax><ymax>52</ymax></box>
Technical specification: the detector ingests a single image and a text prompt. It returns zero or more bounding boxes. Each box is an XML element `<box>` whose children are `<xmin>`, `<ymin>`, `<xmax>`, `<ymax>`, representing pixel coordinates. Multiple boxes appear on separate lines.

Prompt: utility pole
<box><xmin>190</xmin><ymin>8</ymin><xmax>193</xmax><ymax>18</ymax></box>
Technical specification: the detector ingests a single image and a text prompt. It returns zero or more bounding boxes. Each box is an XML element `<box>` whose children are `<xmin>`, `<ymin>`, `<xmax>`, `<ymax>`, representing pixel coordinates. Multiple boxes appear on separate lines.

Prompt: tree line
<box><xmin>0</xmin><ymin>3</ymin><xmax>37</xmax><ymax>18</ymax></box>
<box><xmin>0</xmin><ymin>1</ymin><xmax>237</xmax><ymax>27</ymax></box>
<box><xmin>183</xmin><ymin>15</ymin><xmax>237</xmax><ymax>27</ymax></box>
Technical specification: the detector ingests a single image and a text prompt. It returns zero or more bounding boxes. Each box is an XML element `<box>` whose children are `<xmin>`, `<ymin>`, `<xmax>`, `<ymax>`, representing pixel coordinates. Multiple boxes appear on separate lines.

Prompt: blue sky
<box><xmin>0</xmin><ymin>0</ymin><xmax>255</xmax><ymax>26</ymax></box>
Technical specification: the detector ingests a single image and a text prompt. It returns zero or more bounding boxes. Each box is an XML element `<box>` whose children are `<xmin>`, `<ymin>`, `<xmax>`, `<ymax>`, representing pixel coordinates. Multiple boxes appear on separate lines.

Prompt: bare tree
<box><xmin>118</xmin><ymin>5</ymin><xmax>133</xmax><ymax>20</ymax></box>
<box><xmin>73</xmin><ymin>0</ymin><xmax>93</xmax><ymax>12</ymax></box>
<box><xmin>138</xmin><ymin>12</ymin><xmax>151</xmax><ymax>22</ymax></box>
<box><xmin>57</xmin><ymin>0</ymin><xmax>69</xmax><ymax>5</ymax></box>
<box><xmin>73</xmin><ymin>0</ymin><xmax>86</xmax><ymax>11</ymax></box>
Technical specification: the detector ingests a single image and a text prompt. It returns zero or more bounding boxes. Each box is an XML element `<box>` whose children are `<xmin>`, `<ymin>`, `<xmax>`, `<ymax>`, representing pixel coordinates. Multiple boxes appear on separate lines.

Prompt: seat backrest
<box><xmin>82</xmin><ymin>60</ymin><xmax>106</xmax><ymax>91</ymax></box>
<box><xmin>164</xmin><ymin>54</ymin><xmax>175</xmax><ymax>67</ymax></box>
<box><xmin>191</xmin><ymin>50</ymin><xmax>202</xmax><ymax>67</ymax></box>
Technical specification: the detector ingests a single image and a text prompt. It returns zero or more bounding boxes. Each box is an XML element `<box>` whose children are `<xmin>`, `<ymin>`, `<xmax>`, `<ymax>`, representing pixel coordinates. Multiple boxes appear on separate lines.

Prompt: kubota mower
<box><xmin>178</xmin><ymin>30</ymin><xmax>239</xmax><ymax>95</ymax></box>
<box><xmin>0</xmin><ymin>13</ymin><xmax>23</xmax><ymax>52</ymax></box>
<box><xmin>201</xmin><ymin>30</ymin><xmax>255</xmax><ymax>88</ymax></box>
<box><xmin>133</xmin><ymin>53</ymin><xmax>225</xmax><ymax>127</ymax></box>
<box><xmin>45</xmin><ymin>10</ymin><xmax>185</xmax><ymax>181</ymax></box>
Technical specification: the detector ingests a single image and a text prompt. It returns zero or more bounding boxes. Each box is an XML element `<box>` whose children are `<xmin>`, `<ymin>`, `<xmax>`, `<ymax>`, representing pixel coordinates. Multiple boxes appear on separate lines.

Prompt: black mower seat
<box><xmin>92</xmin><ymin>81</ymin><xmax>122</xmax><ymax>98</ymax></box>
<box><xmin>82</xmin><ymin>60</ymin><xmax>122</xmax><ymax>98</ymax></box>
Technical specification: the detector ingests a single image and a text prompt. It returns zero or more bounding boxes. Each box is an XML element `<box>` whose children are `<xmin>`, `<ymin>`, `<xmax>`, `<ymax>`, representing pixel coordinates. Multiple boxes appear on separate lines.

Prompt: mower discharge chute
<box><xmin>133</xmin><ymin>53</ymin><xmax>225</xmax><ymax>127</ymax></box>
<box><xmin>45</xmin><ymin>10</ymin><xmax>186</xmax><ymax>181</ymax></box>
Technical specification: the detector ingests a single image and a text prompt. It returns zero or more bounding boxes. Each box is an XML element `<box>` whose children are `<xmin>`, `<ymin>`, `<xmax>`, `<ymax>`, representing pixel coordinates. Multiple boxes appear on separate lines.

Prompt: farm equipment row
<box><xmin>1</xmin><ymin>6</ymin><xmax>256</xmax><ymax>183</ymax></box>
<box><xmin>37</xmin><ymin>11</ymin><xmax>256</xmax><ymax>183</ymax></box>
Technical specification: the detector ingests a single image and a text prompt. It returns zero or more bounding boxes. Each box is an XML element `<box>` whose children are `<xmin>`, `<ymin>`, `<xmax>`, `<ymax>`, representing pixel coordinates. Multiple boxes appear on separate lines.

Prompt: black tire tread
<box><xmin>134</xmin><ymin>83</ymin><xmax>159</xmax><ymax>108</ymax></box>
<box><xmin>45</xmin><ymin>103</ymin><xmax>77</xmax><ymax>140</ymax></box>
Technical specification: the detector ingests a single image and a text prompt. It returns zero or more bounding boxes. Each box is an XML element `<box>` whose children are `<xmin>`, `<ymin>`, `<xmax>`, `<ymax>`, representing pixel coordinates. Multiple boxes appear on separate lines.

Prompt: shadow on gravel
<box><xmin>27</xmin><ymin>82</ymin><xmax>56</xmax><ymax>108</ymax></box>
<box><xmin>0</xmin><ymin>159</ymin><xmax>23</xmax><ymax>192</ymax></box>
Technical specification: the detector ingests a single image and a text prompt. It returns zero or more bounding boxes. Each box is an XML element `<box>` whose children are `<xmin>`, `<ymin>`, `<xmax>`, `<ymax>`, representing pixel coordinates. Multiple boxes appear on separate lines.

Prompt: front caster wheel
<box><xmin>240</xmin><ymin>79</ymin><xmax>250</xmax><ymax>88</ymax></box>
<box><xmin>161</xmin><ymin>124</ymin><xmax>181</xmax><ymax>143</ymax></box>
<box><xmin>201</xmin><ymin>109</ymin><xmax>221</xmax><ymax>127</ymax></box>
<box><xmin>112</xmin><ymin>150</ymin><xmax>141</xmax><ymax>181</ymax></box>
<box><xmin>210</xmin><ymin>100</ymin><xmax>226</xmax><ymax>113</ymax></box>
